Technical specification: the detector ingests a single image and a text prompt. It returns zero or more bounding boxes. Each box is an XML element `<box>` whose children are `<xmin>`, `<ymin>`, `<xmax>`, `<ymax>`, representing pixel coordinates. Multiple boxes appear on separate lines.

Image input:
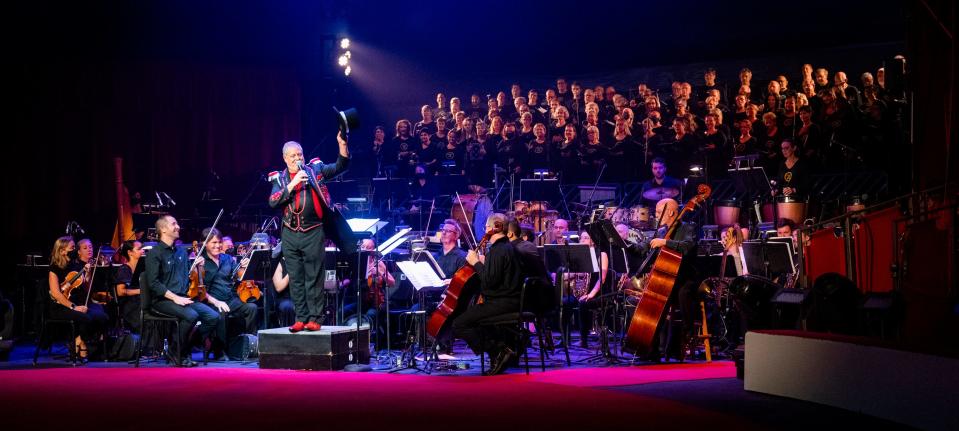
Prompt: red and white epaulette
<box><xmin>267</xmin><ymin>171</ymin><xmax>280</xmax><ymax>182</ymax></box>
<box><xmin>309</xmin><ymin>157</ymin><xmax>323</xmax><ymax>166</ymax></box>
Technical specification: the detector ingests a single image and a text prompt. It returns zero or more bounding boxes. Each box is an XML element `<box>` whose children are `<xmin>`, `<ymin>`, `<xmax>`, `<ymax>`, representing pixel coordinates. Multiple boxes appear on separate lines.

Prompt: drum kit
<box><xmin>509</xmin><ymin>200</ymin><xmax>558</xmax><ymax>232</ymax></box>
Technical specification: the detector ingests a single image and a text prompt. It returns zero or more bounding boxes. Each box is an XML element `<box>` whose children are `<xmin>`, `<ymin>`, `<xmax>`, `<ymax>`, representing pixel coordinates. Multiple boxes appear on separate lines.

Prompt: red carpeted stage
<box><xmin>0</xmin><ymin>361</ymin><xmax>905</xmax><ymax>430</ymax></box>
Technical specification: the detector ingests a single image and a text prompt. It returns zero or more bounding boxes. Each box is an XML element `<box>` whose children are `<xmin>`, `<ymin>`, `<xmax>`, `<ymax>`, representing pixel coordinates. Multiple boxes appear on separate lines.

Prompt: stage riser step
<box><xmin>258</xmin><ymin>326</ymin><xmax>370</xmax><ymax>371</ymax></box>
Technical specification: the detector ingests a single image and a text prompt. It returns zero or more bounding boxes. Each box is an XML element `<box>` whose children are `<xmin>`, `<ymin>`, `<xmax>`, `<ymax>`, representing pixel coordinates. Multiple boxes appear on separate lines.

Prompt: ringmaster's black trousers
<box><xmin>281</xmin><ymin>226</ymin><xmax>327</xmax><ymax>324</ymax></box>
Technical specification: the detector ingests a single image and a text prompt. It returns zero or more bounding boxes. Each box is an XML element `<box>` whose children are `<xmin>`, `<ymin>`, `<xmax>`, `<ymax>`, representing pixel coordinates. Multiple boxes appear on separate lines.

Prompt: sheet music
<box><xmin>396</xmin><ymin>261</ymin><xmax>445</xmax><ymax>290</ymax></box>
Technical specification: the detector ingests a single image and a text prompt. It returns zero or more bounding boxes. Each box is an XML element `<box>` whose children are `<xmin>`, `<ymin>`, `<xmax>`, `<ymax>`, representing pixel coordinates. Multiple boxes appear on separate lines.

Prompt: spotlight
<box><xmin>344</xmin><ymin>65</ymin><xmax>352</xmax><ymax>76</ymax></box>
<box><xmin>344</xmin><ymin>50</ymin><xmax>351</xmax><ymax>59</ymax></box>
<box><xmin>337</xmin><ymin>55</ymin><xmax>349</xmax><ymax>67</ymax></box>
<box><xmin>340</xmin><ymin>38</ymin><xmax>350</xmax><ymax>49</ymax></box>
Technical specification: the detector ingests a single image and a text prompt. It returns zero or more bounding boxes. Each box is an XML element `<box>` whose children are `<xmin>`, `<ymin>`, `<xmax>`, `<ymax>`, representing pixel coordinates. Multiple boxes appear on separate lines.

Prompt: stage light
<box><xmin>344</xmin><ymin>51</ymin><xmax>351</xmax><ymax>59</ymax></box>
<box><xmin>338</xmin><ymin>54</ymin><xmax>349</xmax><ymax>67</ymax></box>
<box><xmin>344</xmin><ymin>65</ymin><xmax>352</xmax><ymax>76</ymax></box>
<box><xmin>340</xmin><ymin>38</ymin><xmax>350</xmax><ymax>49</ymax></box>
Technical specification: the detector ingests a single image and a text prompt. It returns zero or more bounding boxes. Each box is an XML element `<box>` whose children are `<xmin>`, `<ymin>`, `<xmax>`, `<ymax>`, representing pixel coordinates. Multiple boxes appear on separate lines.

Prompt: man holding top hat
<box><xmin>268</xmin><ymin>109</ymin><xmax>358</xmax><ymax>332</ymax></box>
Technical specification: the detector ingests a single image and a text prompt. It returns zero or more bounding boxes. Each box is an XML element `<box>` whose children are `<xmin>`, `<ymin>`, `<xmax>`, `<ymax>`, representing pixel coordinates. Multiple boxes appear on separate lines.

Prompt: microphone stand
<box><xmin>344</xmin><ymin>244</ymin><xmax>373</xmax><ymax>372</ymax></box>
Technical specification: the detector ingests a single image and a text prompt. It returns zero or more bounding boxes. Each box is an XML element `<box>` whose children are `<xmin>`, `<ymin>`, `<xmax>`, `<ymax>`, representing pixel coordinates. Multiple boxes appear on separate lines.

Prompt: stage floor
<box><xmin>0</xmin><ymin>337</ymin><xmax>905</xmax><ymax>430</ymax></box>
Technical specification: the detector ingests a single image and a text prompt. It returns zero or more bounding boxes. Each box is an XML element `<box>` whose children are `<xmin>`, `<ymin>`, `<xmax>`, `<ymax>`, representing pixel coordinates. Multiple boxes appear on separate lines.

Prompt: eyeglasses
<box><xmin>441</xmin><ymin>229</ymin><xmax>458</xmax><ymax>234</ymax></box>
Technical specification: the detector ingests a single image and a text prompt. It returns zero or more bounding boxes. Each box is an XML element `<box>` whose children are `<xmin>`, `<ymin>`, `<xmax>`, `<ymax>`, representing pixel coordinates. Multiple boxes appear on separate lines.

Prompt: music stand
<box><xmin>728</xmin><ymin>166</ymin><xmax>772</xmax><ymax>198</ymax></box>
<box><xmin>582</xmin><ymin>220</ymin><xmax>630</xmax><ymax>363</ymax></box>
<box><xmin>741</xmin><ymin>240</ymin><xmax>795</xmax><ymax>280</ymax></box>
<box><xmin>371</xmin><ymin>178</ymin><xmax>409</xmax><ymax>213</ymax></box>
<box><xmin>520</xmin><ymin>178</ymin><xmax>561</xmax><ymax>203</ymax></box>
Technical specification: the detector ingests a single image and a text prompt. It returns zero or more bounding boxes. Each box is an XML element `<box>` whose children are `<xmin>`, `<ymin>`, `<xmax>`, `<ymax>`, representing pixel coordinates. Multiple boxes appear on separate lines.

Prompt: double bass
<box><xmin>623</xmin><ymin>184</ymin><xmax>711</xmax><ymax>355</ymax></box>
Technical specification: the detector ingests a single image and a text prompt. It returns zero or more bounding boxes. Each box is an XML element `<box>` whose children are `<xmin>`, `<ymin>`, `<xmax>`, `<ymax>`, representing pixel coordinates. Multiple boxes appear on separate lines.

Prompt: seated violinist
<box><xmin>200</xmin><ymin>228</ymin><xmax>257</xmax><ymax>360</ymax></box>
<box><xmin>342</xmin><ymin>239</ymin><xmax>394</xmax><ymax>336</ymax></box>
<box><xmin>453</xmin><ymin>213</ymin><xmax>524</xmax><ymax>375</ymax></box>
<box><xmin>47</xmin><ymin>237</ymin><xmax>109</xmax><ymax>361</ymax></box>
<box><xmin>113</xmin><ymin>240</ymin><xmax>145</xmax><ymax>332</ymax></box>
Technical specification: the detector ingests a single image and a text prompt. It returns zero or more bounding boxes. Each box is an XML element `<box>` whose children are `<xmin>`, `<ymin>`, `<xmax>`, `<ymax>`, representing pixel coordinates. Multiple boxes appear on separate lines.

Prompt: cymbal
<box><xmin>642</xmin><ymin>186</ymin><xmax>680</xmax><ymax>200</ymax></box>
<box><xmin>409</xmin><ymin>198</ymin><xmax>435</xmax><ymax>204</ymax></box>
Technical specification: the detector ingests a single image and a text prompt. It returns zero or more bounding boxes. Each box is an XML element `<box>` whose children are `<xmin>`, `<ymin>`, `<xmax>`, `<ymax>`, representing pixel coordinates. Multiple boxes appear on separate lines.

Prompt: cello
<box><xmin>426</xmin><ymin>195</ymin><xmax>500</xmax><ymax>338</ymax></box>
<box><xmin>623</xmin><ymin>184</ymin><xmax>711</xmax><ymax>355</ymax></box>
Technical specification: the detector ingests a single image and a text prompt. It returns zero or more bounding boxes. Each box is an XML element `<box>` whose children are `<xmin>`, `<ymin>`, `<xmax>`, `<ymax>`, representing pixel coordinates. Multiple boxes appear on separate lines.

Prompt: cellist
<box><xmin>47</xmin><ymin>236</ymin><xmax>109</xmax><ymax>361</ymax></box>
<box><xmin>633</xmin><ymin>198</ymin><xmax>701</xmax><ymax>361</ymax></box>
<box><xmin>144</xmin><ymin>215</ymin><xmax>219</xmax><ymax>367</ymax></box>
<box><xmin>452</xmin><ymin>213</ymin><xmax>524</xmax><ymax>375</ymax></box>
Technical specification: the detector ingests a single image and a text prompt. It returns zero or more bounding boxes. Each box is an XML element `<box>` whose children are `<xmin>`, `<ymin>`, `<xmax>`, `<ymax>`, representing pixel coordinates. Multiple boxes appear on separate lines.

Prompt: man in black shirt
<box><xmin>452</xmin><ymin>213</ymin><xmax>523</xmax><ymax>375</ymax></box>
<box><xmin>145</xmin><ymin>215</ymin><xmax>220</xmax><ymax>367</ymax></box>
<box><xmin>268</xmin><ymin>133</ymin><xmax>351</xmax><ymax>333</ymax></box>
<box><xmin>434</xmin><ymin>219</ymin><xmax>467</xmax><ymax>279</ymax></box>
<box><xmin>640</xmin><ymin>158</ymin><xmax>684</xmax><ymax>209</ymax></box>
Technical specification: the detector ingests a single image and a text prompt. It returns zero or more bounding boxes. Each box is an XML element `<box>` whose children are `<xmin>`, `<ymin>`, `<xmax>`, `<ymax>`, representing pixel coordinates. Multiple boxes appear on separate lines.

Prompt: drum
<box><xmin>629</xmin><ymin>205</ymin><xmax>650</xmax><ymax>229</ymax></box>
<box><xmin>512</xmin><ymin>200</ymin><xmax>530</xmax><ymax>214</ymax></box>
<box><xmin>775</xmin><ymin>195</ymin><xmax>806</xmax><ymax>226</ymax></box>
<box><xmin>529</xmin><ymin>201</ymin><xmax>550</xmax><ymax>212</ymax></box>
<box><xmin>610</xmin><ymin>208</ymin><xmax>631</xmax><ymax>225</ymax></box>
<box><xmin>713</xmin><ymin>199</ymin><xmax>741</xmax><ymax>228</ymax></box>
<box><xmin>845</xmin><ymin>195</ymin><xmax>866</xmax><ymax>214</ymax></box>
<box><xmin>602</xmin><ymin>205</ymin><xmax>618</xmax><ymax>220</ymax></box>
<box><xmin>530</xmin><ymin>209</ymin><xmax>559</xmax><ymax>232</ymax></box>
<box><xmin>750</xmin><ymin>198</ymin><xmax>777</xmax><ymax>224</ymax></box>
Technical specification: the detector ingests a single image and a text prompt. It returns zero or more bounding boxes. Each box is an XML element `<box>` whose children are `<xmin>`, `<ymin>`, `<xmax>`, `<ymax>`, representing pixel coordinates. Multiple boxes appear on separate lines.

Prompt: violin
<box><xmin>237</xmin><ymin>280</ymin><xmax>261</xmax><ymax>303</ymax></box>
<box><xmin>366</xmin><ymin>271</ymin><xmax>386</xmax><ymax>310</ymax></box>
<box><xmin>187</xmin><ymin>241</ymin><xmax>209</xmax><ymax>302</ymax></box>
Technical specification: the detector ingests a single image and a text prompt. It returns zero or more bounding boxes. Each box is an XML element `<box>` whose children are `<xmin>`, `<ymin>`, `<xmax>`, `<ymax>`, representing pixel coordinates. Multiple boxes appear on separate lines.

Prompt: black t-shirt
<box><xmin>527</xmin><ymin>139</ymin><xmax>550</xmax><ymax>170</ymax></box>
<box><xmin>438</xmin><ymin>143</ymin><xmax>465</xmax><ymax>173</ymax></box>
<box><xmin>413</xmin><ymin>142</ymin><xmax>439</xmax><ymax>169</ymax></box>
<box><xmin>697</xmin><ymin>129</ymin><xmax>729</xmax><ymax>175</ymax></box>
<box><xmin>778</xmin><ymin>158</ymin><xmax>812</xmax><ymax>196</ymax></box>
<box><xmin>414</xmin><ymin>120</ymin><xmax>437</xmax><ymax>137</ymax></box>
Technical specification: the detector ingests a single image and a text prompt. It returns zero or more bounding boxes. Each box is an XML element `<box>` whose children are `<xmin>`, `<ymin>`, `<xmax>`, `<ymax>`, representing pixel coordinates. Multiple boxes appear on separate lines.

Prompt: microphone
<box><xmin>296</xmin><ymin>161</ymin><xmax>311</xmax><ymax>188</ymax></box>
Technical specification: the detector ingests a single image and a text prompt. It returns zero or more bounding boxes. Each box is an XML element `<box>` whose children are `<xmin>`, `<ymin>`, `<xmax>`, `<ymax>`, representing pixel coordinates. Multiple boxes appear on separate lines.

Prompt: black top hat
<box><xmin>333</xmin><ymin>107</ymin><xmax>360</xmax><ymax>135</ymax></box>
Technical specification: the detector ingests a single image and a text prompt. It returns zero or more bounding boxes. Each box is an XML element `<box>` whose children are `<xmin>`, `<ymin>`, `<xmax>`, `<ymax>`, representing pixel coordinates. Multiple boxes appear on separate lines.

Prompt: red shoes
<box><xmin>289</xmin><ymin>321</ymin><xmax>321</xmax><ymax>333</ymax></box>
<box><xmin>289</xmin><ymin>321</ymin><xmax>307</xmax><ymax>333</ymax></box>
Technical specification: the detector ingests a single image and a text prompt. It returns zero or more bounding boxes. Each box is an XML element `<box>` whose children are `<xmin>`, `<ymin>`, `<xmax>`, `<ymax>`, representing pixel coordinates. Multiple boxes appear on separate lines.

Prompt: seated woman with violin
<box><xmin>342</xmin><ymin>239</ymin><xmax>395</xmax><ymax>337</ymax></box>
<box><xmin>271</xmin><ymin>256</ymin><xmax>295</xmax><ymax>328</ymax></box>
<box><xmin>199</xmin><ymin>228</ymin><xmax>256</xmax><ymax>359</ymax></box>
<box><xmin>561</xmin><ymin>230</ymin><xmax>609</xmax><ymax>349</ymax></box>
<box><xmin>47</xmin><ymin>236</ymin><xmax>109</xmax><ymax>361</ymax></box>
<box><xmin>113</xmin><ymin>240</ymin><xmax>145</xmax><ymax>332</ymax></box>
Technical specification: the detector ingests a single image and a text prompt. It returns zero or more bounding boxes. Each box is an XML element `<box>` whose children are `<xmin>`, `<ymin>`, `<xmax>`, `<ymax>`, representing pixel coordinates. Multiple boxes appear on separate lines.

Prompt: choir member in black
<box><xmin>366</xmin><ymin>126</ymin><xmax>387</xmax><ymax>177</ymax></box>
<box><xmin>759</xmin><ymin>112</ymin><xmax>783</xmax><ymax>173</ymax></box>
<box><xmin>268</xmin><ymin>133</ymin><xmax>350</xmax><ymax>333</ymax></box>
<box><xmin>518</xmin><ymin>112</ymin><xmax>535</xmax><ymax>144</ymax></box>
<box><xmin>464</xmin><ymin>120</ymin><xmax>493</xmax><ymax>186</ymax></box>
<box><xmin>271</xmin><ymin>258</ymin><xmax>295</xmax><ymax>327</ymax></box>
<box><xmin>733</xmin><ymin>119</ymin><xmax>758</xmax><ymax>159</ymax></box>
<box><xmin>555</xmin><ymin>123</ymin><xmax>581</xmax><ymax>182</ymax></box>
<box><xmin>631</xmin><ymin>199</ymin><xmax>700</xmax><ymax>360</ymax></box>
<box><xmin>200</xmin><ymin>228</ymin><xmax>256</xmax><ymax>359</ymax></box>
<box><xmin>657</xmin><ymin>117</ymin><xmax>696</xmax><ymax>176</ymax></box>
<box><xmin>773</xmin><ymin>139</ymin><xmax>812</xmax><ymax>198</ymax></box>
<box><xmin>779</xmin><ymin>95</ymin><xmax>801</xmax><ymax>141</ymax></box>
<box><xmin>453</xmin><ymin>213</ymin><xmax>524</xmax><ymax>375</ymax></box>
<box><xmin>430</xmin><ymin>116</ymin><xmax>450</xmax><ymax>149</ymax></box>
<box><xmin>437</xmin><ymin>130</ymin><xmax>465</xmax><ymax>175</ymax></box>
<box><xmin>467</xmin><ymin>94</ymin><xmax>485</xmax><ymax>121</ymax></box>
<box><xmin>579</xmin><ymin>125</ymin><xmax>608</xmax><ymax>182</ymax></box>
<box><xmin>414</xmin><ymin>130</ymin><xmax>439</xmax><ymax>174</ymax></box>
<box><xmin>640</xmin><ymin>158</ymin><xmax>684</xmax><ymax>208</ymax></box>
<box><xmin>638</xmin><ymin>117</ymin><xmax>663</xmax><ymax>167</ymax></box>
<box><xmin>113</xmin><ymin>240</ymin><xmax>145</xmax><ymax>332</ymax></box>
<box><xmin>549</xmin><ymin>106</ymin><xmax>573</xmax><ymax>147</ymax></box>
<box><xmin>527</xmin><ymin>123</ymin><xmax>550</xmax><ymax>173</ymax></box>
<box><xmin>496</xmin><ymin>92</ymin><xmax>515</xmax><ymax>120</ymax></box>
<box><xmin>393</xmin><ymin>119</ymin><xmax>416</xmax><ymax>178</ymax></box>
<box><xmin>47</xmin><ymin>237</ymin><xmax>109</xmax><ymax>361</ymax></box>
<box><xmin>697</xmin><ymin>111</ymin><xmax>729</xmax><ymax>179</ymax></box>
<box><xmin>414</xmin><ymin>105</ymin><xmax>437</xmax><ymax>137</ymax></box>
<box><xmin>221</xmin><ymin>237</ymin><xmax>235</xmax><ymax>256</ymax></box>
<box><xmin>562</xmin><ymin>230</ymin><xmax>608</xmax><ymax>348</ymax></box>
<box><xmin>497</xmin><ymin>122</ymin><xmax>525</xmax><ymax>176</ymax></box>
<box><xmin>434</xmin><ymin>92</ymin><xmax>449</xmax><ymax>121</ymax></box>
<box><xmin>145</xmin><ymin>215</ymin><xmax>219</xmax><ymax>366</ymax></box>
<box><xmin>409</xmin><ymin>164</ymin><xmax>438</xmax><ymax>207</ymax></box>
<box><xmin>608</xmin><ymin>119</ymin><xmax>638</xmax><ymax>181</ymax></box>
<box><xmin>696</xmin><ymin>68</ymin><xmax>721</xmax><ymax>110</ymax></box>
<box><xmin>797</xmin><ymin>105</ymin><xmax>824</xmax><ymax>168</ymax></box>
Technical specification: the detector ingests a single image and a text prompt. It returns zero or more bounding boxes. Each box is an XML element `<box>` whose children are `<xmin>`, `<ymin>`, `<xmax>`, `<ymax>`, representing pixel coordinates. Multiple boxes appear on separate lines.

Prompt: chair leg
<box><xmin>174</xmin><ymin>321</ymin><xmax>182</xmax><ymax>367</ymax></box>
<box><xmin>521</xmin><ymin>325</ymin><xmax>530</xmax><ymax>375</ymax></box>
<box><xmin>69</xmin><ymin>322</ymin><xmax>78</xmax><ymax>367</ymax></box>
<box><xmin>537</xmin><ymin>325</ymin><xmax>547</xmax><ymax>372</ymax></box>
<box><xmin>133</xmin><ymin>322</ymin><xmax>143</xmax><ymax>368</ymax></box>
<box><xmin>32</xmin><ymin>320</ymin><xmax>46</xmax><ymax>367</ymax></box>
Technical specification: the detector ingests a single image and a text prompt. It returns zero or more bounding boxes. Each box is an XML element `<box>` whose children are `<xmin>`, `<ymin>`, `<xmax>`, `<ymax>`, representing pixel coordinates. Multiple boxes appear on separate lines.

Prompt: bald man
<box><xmin>268</xmin><ymin>132</ymin><xmax>351</xmax><ymax>333</ymax></box>
<box><xmin>633</xmin><ymin>198</ymin><xmax>701</xmax><ymax>361</ymax></box>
